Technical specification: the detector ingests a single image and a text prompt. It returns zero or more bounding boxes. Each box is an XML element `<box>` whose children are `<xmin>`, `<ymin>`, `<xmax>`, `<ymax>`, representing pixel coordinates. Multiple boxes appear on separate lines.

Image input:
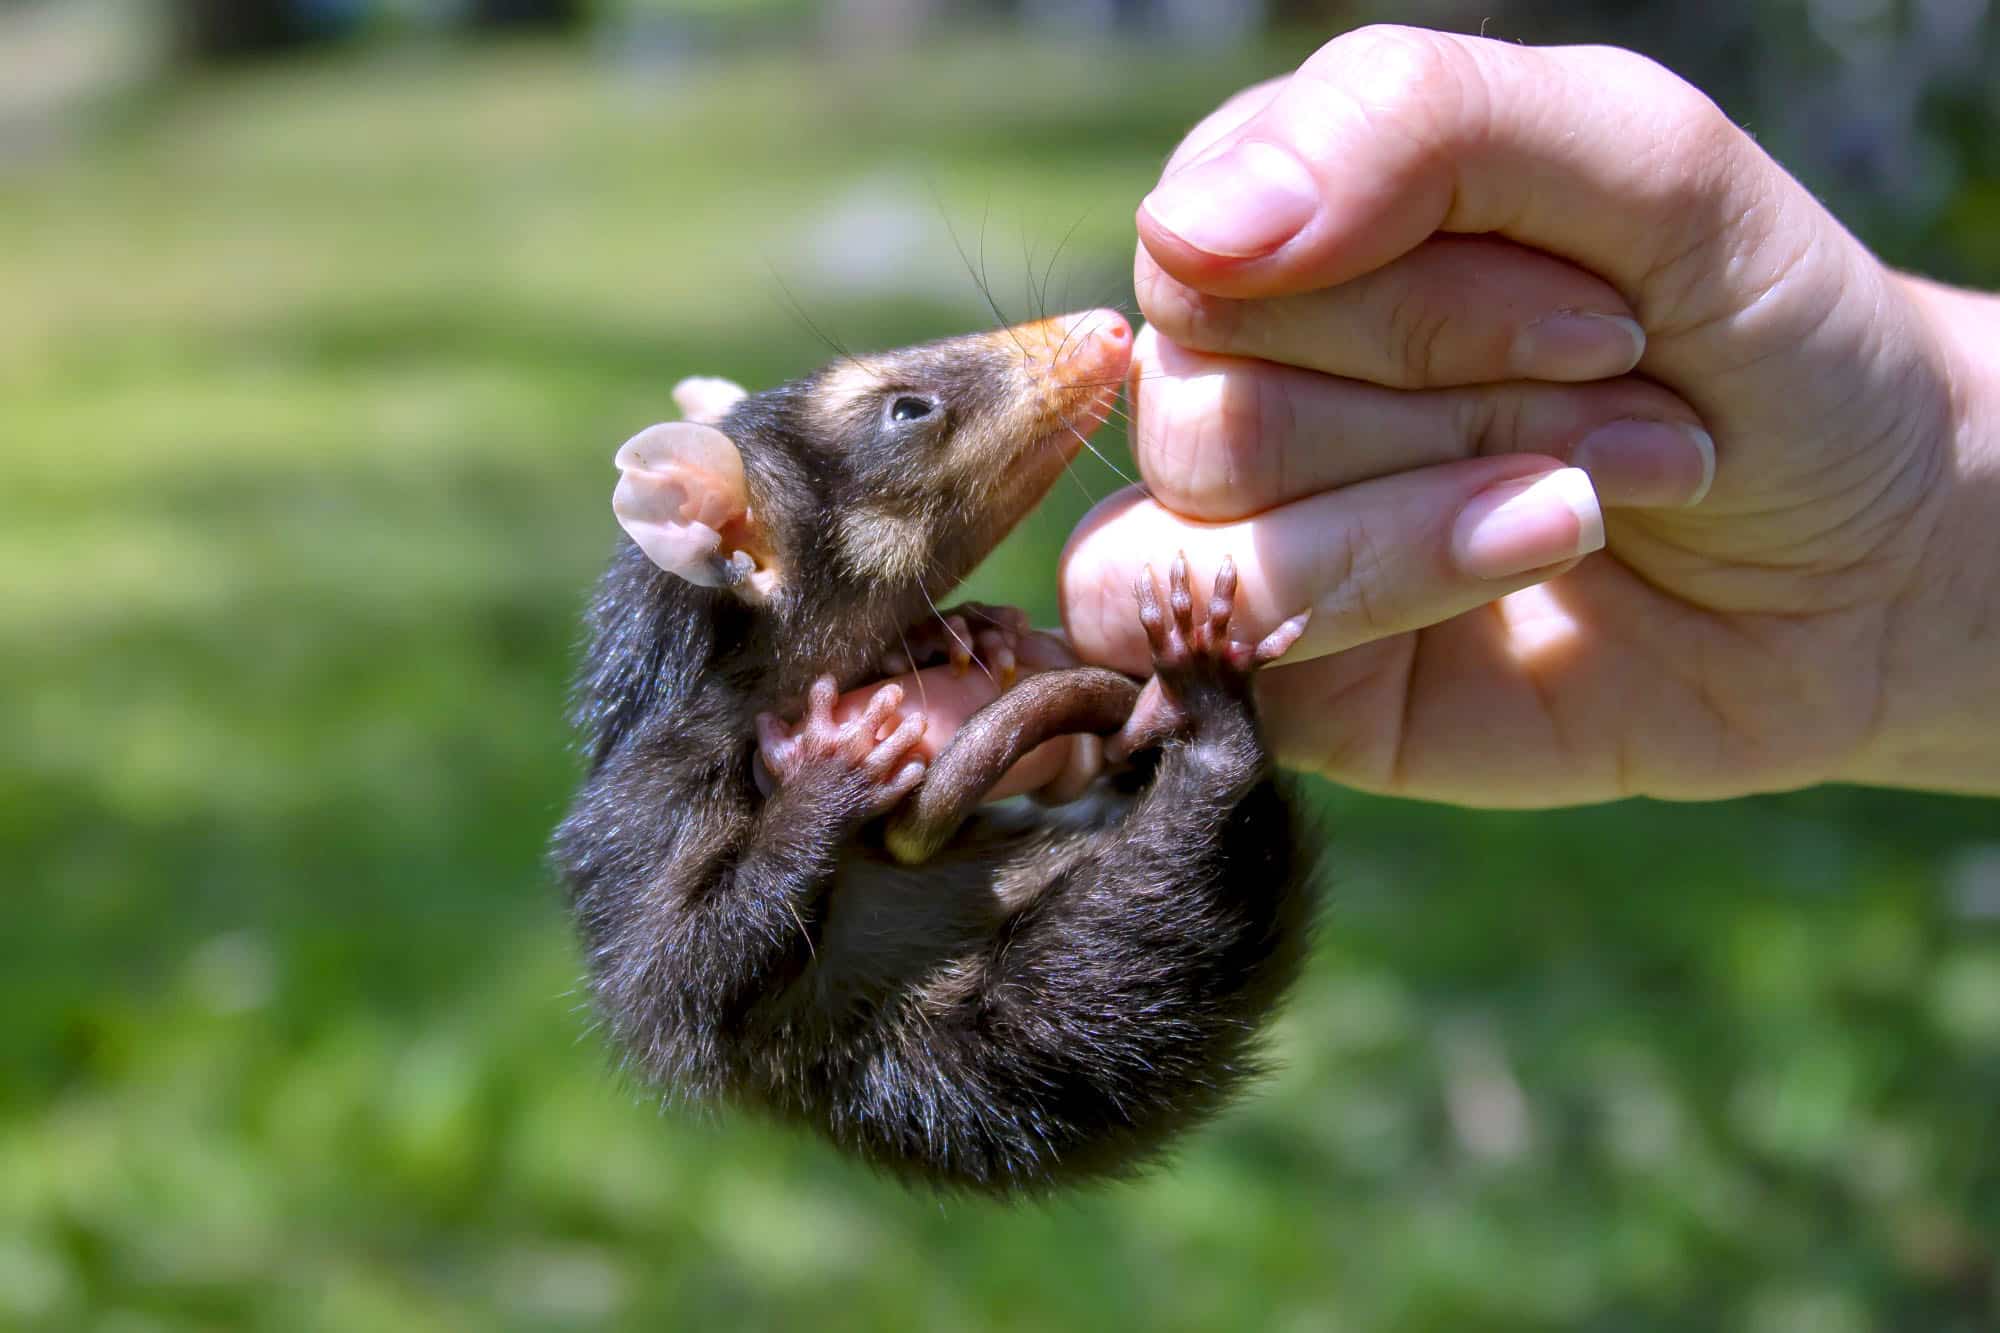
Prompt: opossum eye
<box><xmin>887</xmin><ymin>395</ymin><xmax>937</xmax><ymax>425</ymax></box>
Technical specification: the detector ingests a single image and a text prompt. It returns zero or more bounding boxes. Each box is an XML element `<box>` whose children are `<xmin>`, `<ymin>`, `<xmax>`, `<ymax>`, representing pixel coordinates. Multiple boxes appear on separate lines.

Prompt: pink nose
<box><xmin>1010</xmin><ymin>308</ymin><xmax>1133</xmax><ymax>387</ymax></box>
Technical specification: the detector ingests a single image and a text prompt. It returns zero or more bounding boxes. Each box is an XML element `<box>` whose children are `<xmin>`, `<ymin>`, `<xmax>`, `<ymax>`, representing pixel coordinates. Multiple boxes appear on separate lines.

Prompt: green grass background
<box><xmin>5</xmin><ymin>29</ymin><xmax>1999</xmax><ymax>1332</ymax></box>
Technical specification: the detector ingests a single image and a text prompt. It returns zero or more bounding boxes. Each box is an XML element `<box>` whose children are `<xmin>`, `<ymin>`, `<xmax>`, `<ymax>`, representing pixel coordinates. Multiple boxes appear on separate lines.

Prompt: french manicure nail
<box><xmin>1511</xmin><ymin>313</ymin><xmax>1646</xmax><ymax>381</ymax></box>
<box><xmin>1452</xmin><ymin>468</ymin><xmax>1606</xmax><ymax>581</ymax></box>
<box><xmin>1570</xmin><ymin>420</ymin><xmax>1716</xmax><ymax>508</ymax></box>
<box><xmin>1140</xmin><ymin>141</ymin><xmax>1320</xmax><ymax>260</ymax></box>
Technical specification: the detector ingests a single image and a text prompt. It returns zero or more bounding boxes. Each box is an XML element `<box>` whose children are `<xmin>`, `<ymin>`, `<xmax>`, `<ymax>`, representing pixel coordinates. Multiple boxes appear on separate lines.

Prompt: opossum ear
<box><xmin>613</xmin><ymin>421</ymin><xmax>779</xmax><ymax>601</ymax></box>
<box><xmin>671</xmin><ymin>376</ymin><xmax>747</xmax><ymax>425</ymax></box>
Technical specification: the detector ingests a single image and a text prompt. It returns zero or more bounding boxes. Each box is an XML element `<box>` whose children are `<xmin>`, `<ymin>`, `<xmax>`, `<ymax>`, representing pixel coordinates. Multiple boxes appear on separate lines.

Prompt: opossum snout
<box><xmin>1008</xmin><ymin>308</ymin><xmax>1132</xmax><ymax>390</ymax></box>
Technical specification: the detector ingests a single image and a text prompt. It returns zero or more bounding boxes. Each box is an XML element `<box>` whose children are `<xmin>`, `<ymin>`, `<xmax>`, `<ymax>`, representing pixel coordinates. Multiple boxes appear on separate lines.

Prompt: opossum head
<box><xmin>612</xmin><ymin>309</ymin><xmax>1131</xmax><ymax>678</ymax></box>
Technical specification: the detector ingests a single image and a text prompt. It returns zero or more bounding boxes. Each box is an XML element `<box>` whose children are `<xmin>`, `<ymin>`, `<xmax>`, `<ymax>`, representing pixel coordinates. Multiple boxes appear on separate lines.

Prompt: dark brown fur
<box><xmin>552</xmin><ymin>324</ymin><xmax>1314</xmax><ymax>1195</ymax></box>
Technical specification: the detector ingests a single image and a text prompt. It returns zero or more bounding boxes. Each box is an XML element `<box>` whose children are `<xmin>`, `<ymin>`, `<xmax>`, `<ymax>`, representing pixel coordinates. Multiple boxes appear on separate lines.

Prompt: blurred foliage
<box><xmin>4</xmin><ymin>11</ymin><xmax>2000</xmax><ymax>1332</ymax></box>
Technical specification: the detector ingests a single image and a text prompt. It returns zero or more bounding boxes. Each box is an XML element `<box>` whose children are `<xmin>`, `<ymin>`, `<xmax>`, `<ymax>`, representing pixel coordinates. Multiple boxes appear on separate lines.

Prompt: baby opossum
<box><xmin>552</xmin><ymin>310</ymin><xmax>1315</xmax><ymax>1195</ymax></box>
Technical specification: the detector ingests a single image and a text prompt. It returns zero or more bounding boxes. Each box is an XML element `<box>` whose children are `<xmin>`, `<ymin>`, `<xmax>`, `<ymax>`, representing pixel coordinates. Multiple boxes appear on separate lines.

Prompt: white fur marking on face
<box><xmin>839</xmin><ymin>505</ymin><xmax>926</xmax><ymax>584</ymax></box>
<box><xmin>814</xmin><ymin>360</ymin><xmax>890</xmax><ymax>424</ymax></box>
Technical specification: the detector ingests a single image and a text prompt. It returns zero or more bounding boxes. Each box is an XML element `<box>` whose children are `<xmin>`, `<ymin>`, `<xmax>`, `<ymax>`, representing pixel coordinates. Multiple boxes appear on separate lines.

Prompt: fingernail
<box><xmin>1510</xmin><ymin>313</ymin><xmax>1646</xmax><ymax>381</ymax></box>
<box><xmin>1140</xmin><ymin>141</ymin><xmax>1320</xmax><ymax>259</ymax></box>
<box><xmin>1570</xmin><ymin>420</ymin><xmax>1716</xmax><ymax>508</ymax></box>
<box><xmin>1453</xmin><ymin>468</ymin><xmax>1605</xmax><ymax>580</ymax></box>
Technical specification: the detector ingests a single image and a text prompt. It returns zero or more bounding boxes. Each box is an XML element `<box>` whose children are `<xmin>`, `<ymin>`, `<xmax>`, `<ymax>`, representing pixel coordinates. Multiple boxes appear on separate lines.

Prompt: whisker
<box><xmin>894</xmin><ymin>625</ymin><xmax>932</xmax><ymax>717</ymax></box>
<box><xmin>1041</xmin><ymin>212</ymin><xmax>1088</xmax><ymax>322</ymax></box>
<box><xmin>1034</xmin><ymin>211</ymin><xmax>1090</xmax><ymax>325</ymax></box>
<box><xmin>765</xmin><ymin>264</ymin><xmax>879</xmax><ymax>382</ymax></box>
<box><xmin>932</xmin><ymin>184</ymin><xmax>1031</xmax><ymax>362</ymax></box>
<box><xmin>957</xmin><ymin>604</ymin><xmax>1009</xmax><ymax>630</ymax></box>
<box><xmin>977</xmin><ymin>198</ymin><xmax>1025</xmax><ymax>361</ymax></box>
<box><xmin>918</xmin><ymin>581</ymin><xmax>998</xmax><ymax>685</ymax></box>
<box><xmin>1066</xmin><ymin>370</ymin><xmax>1177</xmax><ymax>388</ymax></box>
<box><xmin>1066</xmin><ymin>418</ymin><xmax>1141</xmax><ymax>489</ymax></box>
<box><xmin>1020</xmin><ymin>222</ymin><xmax>1039</xmax><ymax>328</ymax></box>
<box><xmin>783</xmin><ymin>898</ymin><xmax>818</xmax><ymax>963</ymax></box>
<box><xmin>1052</xmin><ymin>433</ymin><xmax>1102</xmax><ymax>507</ymax></box>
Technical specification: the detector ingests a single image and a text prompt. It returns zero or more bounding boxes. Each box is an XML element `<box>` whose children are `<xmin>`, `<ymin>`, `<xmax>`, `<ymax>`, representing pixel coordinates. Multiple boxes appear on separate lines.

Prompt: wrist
<box><xmin>1841</xmin><ymin>276</ymin><xmax>2000</xmax><ymax>794</ymax></box>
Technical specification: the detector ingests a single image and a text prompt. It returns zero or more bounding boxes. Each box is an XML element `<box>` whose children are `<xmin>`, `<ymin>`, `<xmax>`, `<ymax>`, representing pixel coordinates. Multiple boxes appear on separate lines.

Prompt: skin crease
<box><xmin>1055</xmin><ymin>25</ymin><xmax>2000</xmax><ymax>805</ymax></box>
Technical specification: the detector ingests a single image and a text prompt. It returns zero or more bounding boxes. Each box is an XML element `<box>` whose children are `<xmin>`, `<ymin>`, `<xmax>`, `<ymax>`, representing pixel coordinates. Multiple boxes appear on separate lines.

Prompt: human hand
<box><xmin>1060</xmin><ymin>25</ymin><xmax>2000</xmax><ymax>803</ymax></box>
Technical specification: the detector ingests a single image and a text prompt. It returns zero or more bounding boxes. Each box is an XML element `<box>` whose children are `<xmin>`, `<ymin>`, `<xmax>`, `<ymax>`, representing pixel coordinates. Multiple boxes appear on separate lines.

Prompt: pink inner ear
<box><xmin>612</xmin><ymin>422</ymin><xmax>752</xmax><ymax>586</ymax></box>
<box><xmin>613</xmin><ymin>470</ymin><xmax>722</xmax><ymax>585</ymax></box>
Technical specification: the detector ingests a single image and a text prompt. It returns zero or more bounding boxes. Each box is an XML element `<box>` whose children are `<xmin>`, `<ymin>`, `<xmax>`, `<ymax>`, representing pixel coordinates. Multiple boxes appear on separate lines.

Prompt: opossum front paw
<box><xmin>756</xmin><ymin>677</ymin><xmax>929</xmax><ymax>822</ymax></box>
<box><xmin>880</xmin><ymin>603</ymin><xmax>1029</xmax><ymax>688</ymax></box>
<box><xmin>1109</xmin><ymin>553</ymin><xmax>1310</xmax><ymax>760</ymax></box>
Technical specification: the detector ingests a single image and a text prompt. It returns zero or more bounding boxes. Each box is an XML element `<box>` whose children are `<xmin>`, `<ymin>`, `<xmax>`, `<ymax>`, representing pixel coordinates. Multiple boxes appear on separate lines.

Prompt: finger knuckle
<box><xmin>1245</xmin><ymin>368</ymin><xmax>1297</xmax><ymax>486</ymax></box>
<box><xmin>1166</xmin><ymin>390</ymin><xmax>1256</xmax><ymax>513</ymax></box>
<box><xmin>1139</xmin><ymin>374</ymin><xmax>1222</xmax><ymax>514</ymax></box>
<box><xmin>1323</xmin><ymin>23</ymin><xmax>1465</xmax><ymax>89</ymax></box>
<box><xmin>1135</xmin><ymin>262</ymin><xmax>1243</xmax><ymax>353</ymax></box>
<box><xmin>1466</xmin><ymin>386</ymin><xmax>1526</xmax><ymax>455</ymax></box>
<box><xmin>1577</xmin><ymin>43</ymin><xmax>1722</xmax><ymax>128</ymax></box>
<box><xmin>1564</xmin><ymin>49</ymin><xmax>1752</xmax><ymax>326</ymax></box>
<box><xmin>1320</xmin><ymin>520</ymin><xmax>1398</xmax><ymax>641</ymax></box>
<box><xmin>1382</xmin><ymin>286</ymin><xmax>1456</xmax><ymax>388</ymax></box>
<box><xmin>1302</xmin><ymin>25</ymin><xmax>1482</xmax><ymax>164</ymax></box>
